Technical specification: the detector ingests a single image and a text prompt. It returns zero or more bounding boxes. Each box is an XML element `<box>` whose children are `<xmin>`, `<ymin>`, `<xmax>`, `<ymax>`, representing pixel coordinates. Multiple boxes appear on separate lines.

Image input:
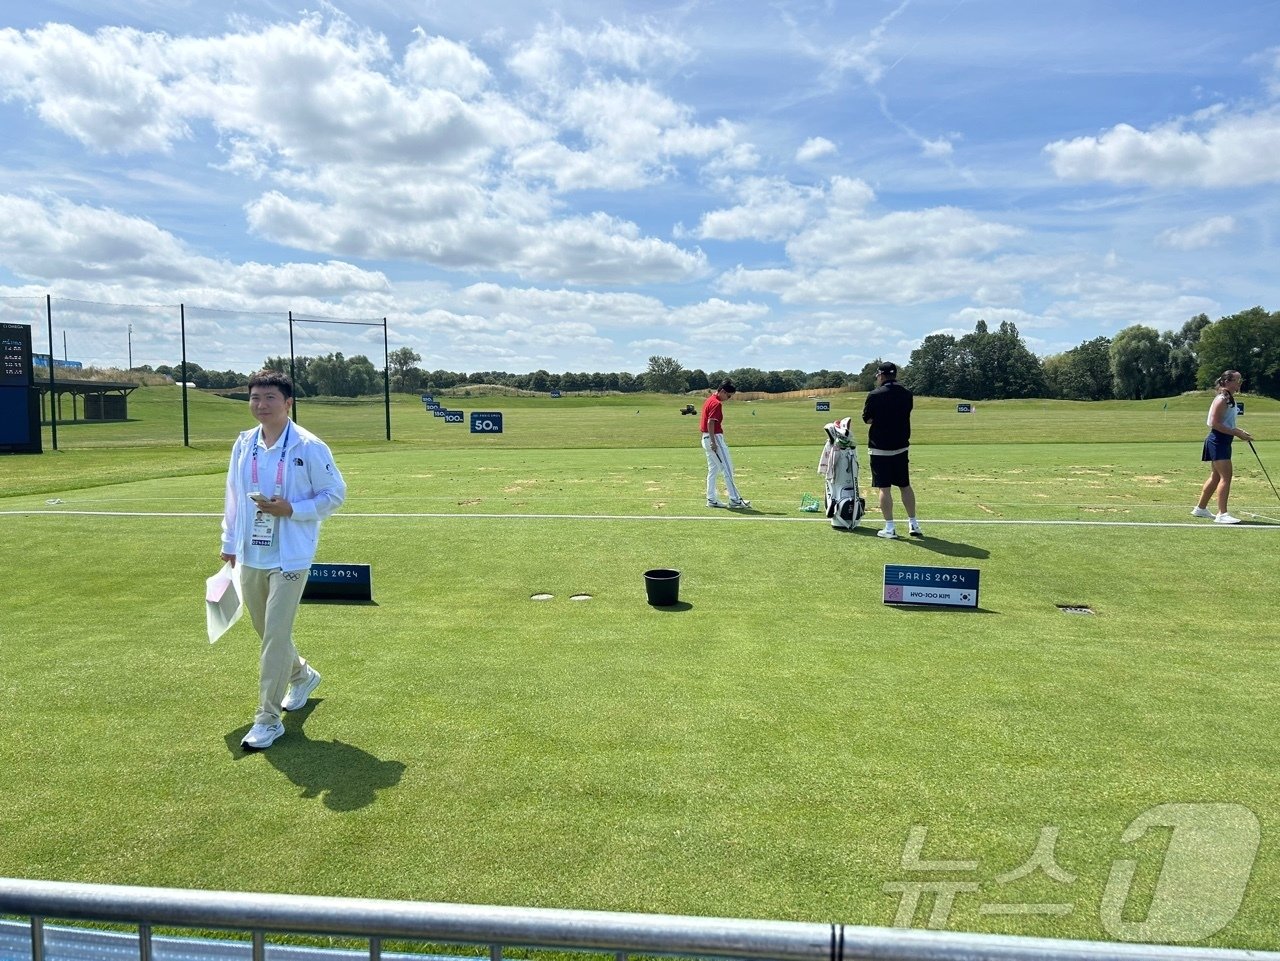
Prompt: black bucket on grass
<box><xmin>644</xmin><ymin>568</ymin><xmax>681</xmax><ymax>606</ymax></box>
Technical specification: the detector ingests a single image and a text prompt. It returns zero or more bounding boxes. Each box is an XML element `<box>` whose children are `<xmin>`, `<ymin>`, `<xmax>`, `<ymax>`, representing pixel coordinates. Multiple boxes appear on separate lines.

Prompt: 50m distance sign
<box><xmin>470</xmin><ymin>411</ymin><xmax>504</xmax><ymax>434</ymax></box>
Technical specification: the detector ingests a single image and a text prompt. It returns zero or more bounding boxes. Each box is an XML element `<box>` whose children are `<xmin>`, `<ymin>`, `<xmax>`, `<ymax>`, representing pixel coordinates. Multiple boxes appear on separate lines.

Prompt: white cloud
<box><xmin>1156</xmin><ymin>215</ymin><xmax>1237</xmax><ymax>250</ymax></box>
<box><xmin>714</xmin><ymin>185</ymin><xmax>1037</xmax><ymax>307</ymax></box>
<box><xmin>512</xmin><ymin>81</ymin><xmax>739</xmax><ymax>191</ymax></box>
<box><xmin>506</xmin><ymin>19</ymin><xmax>693</xmax><ymax>91</ymax></box>
<box><xmin>1045</xmin><ymin>108</ymin><xmax>1280</xmax><ymax>187</ymax></box>
<box><xmin>0</xmin><ymin>23</ymin><xmax>191</xmax><ymax>153</ymax></box>
<box><xmin>0</xmin><ymin>193</ymin><xmax>389</xmax><ymax>297</ymax></box>
<box><xmin>796</xmin><ymin>137</ymin><xmax>836</xmax><ymax>162</ymax></box>
<box><xmin>0</xmin><ymin>14</ymin><xmax>716</xmax><ymax>286</ymax></box>
<box><xmin>693</xmin><ymin>177</ymin><xmax>823</xmax><ymax>242</ymax></box>
<box><xmin>401</xmin><ymin>31</ymin><xmax>491</xmax><ymax>98</ymax></box>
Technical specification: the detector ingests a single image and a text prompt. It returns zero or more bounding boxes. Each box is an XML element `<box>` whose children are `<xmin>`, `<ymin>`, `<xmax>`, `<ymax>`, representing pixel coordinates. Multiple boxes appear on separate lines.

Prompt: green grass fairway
<box><xmin>2</xmin><ymin>392</ymin><xmax>1279</xmax><ymax>950</ymax></box>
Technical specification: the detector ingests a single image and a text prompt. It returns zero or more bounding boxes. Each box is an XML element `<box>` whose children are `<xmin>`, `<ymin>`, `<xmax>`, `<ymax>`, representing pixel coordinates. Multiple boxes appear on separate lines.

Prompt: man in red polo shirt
<box><xmin>700</xmin><ymin>379</ymin><xmax>750</xmax><ymax>509</ymax></box>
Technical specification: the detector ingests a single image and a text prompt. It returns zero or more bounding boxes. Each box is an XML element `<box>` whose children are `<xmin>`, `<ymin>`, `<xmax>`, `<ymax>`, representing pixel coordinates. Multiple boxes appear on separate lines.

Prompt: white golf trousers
<box><xmin>702</xmin><ymin>433</ymin><xmax>742</xmax><ymax>503</ymax></box>
<box><xmin>239</xmin><ymin>565</ymin><xmax>312</xmax><ymax>725</ymax></box>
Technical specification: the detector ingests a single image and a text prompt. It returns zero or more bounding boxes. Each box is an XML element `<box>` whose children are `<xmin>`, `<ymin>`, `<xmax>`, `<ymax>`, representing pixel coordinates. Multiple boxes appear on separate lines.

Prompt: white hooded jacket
<box><xmin>221</xmin><ymin>419</ymin><xmax>346</xmax><ymax>572</ymax></box>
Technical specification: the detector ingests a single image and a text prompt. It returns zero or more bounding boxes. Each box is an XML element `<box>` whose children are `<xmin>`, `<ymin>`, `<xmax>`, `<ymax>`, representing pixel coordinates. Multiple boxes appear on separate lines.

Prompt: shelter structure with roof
<box><xmin>36</xmin><ymin>378</ymin><xmax>139</xmax><ymax>423</ymax></box>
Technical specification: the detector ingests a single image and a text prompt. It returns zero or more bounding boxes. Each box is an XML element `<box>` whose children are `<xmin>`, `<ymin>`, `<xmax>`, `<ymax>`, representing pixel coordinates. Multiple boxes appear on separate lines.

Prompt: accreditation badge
<box><xmin>250</xmin><ymin>509</ymin><xmax>277</xmax><ymax>547</ymax></box>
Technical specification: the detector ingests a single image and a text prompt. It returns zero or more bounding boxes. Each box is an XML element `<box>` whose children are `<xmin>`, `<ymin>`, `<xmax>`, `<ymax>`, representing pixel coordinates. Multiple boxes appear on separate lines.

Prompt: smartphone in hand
<box><xmin>248</xmin><ymin>491</ymin><xmax>270</xmax><ymax>506</ymax></box>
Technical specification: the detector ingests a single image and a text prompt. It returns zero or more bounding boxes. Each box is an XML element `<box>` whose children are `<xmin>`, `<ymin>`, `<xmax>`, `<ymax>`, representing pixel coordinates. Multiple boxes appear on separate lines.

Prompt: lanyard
<box><xmin>251</xmin><ymin>423</ymin><xmax>290</xmax><ymax>494</ymax></box>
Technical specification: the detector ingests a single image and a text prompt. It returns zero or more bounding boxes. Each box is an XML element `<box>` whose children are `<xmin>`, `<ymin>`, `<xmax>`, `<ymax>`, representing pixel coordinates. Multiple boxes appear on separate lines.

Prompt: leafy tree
<box><xmin>728</xmin><ymin>367</ymin><xmax>767</xmax><ymax>392</ymax></box>
<box><xmin>305</xmin><ymin>352</ymin><xmax>378</xmax><ymax>397</ymax></box>
<box><xmin>387</xmin><ymin>347</ymin><xmax>423</xmax><ymax>393</ymax></box>
<box><xmin>1109</xmin><ymin>326</ymin><xmax>1171</xmax><ymax>399</ymax></box>
<box><xmin>989</xmin><ymin>321</ymin><xmax>1048</xmax><ymax>398</ymax></box>
<box><xmin>1045</xmin><ymin>336</ymin><xmax>1112</xmax><ymax>400</ymax></box>
<box><xmin>644</xmin><ymin>355</ymin><xmax>688</xmax><ymax>393</ymax></box>
<box><xmin>262</xmin><ymin>355</ymin><xmax>316</xmax><ymax>396</ymax></box>
<box><xmin>906</xmin><ymin>335</ymin><xmax>958</xmax><ymax>396</ymax></box>
<box><xmin>1197</xmin><ymin>306</ymin><xmax>1280</xmax><ymax>398</ymax></box>
<box><xmin>686</xmin><ymin>368</ymin><xmax>710</xmax><ymax>392</ymax></box>
<box><xmin>805</xmin><ymin>369</ymin><xmax>851</xmax><ymax>390</ymax></box>
<box><xmin>1170</xmin><ymin>313</ymin><xmax>1212</xmax><ymax>349</ymax></box>
<box><xmin>854</xmin><ymin>361</ymin><xmax>883</xmax><ymax>392</ymax></box>
<box><xmin>777</xmin><ymin>369</ymin><xmax>807</xmax><ymax>391</ymax></box>
<box><xmin>389</xmin><ymin>346</ymin><xmax>421</xmax><ymax>377</ymax></box>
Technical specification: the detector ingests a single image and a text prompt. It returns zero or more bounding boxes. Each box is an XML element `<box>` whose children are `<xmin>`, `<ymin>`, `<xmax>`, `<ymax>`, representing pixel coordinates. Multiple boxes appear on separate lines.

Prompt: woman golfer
<box><xmin>1192</xmin><ymin>370</ymin><xmax>1252</xmax><ymax>524</ymax></box>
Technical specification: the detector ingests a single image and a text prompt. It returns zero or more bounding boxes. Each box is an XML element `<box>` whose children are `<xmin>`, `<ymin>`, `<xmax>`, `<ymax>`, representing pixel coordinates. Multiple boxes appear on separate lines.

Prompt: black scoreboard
<box><xmin>0</xmin><ymin>323</ymin><xmax>41</xmax><ymax>454</ymax></box>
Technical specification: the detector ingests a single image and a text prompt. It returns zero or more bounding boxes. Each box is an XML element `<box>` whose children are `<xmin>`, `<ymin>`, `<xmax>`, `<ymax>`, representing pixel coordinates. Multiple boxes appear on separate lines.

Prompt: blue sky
<box><xmin>0</xmin><ymin>0</ymin><xmax>1277</xmax><ymax>375</ymax></box>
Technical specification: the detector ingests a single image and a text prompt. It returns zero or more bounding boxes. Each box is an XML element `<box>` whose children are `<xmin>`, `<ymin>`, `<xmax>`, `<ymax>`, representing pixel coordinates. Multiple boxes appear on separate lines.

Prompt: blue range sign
<box><xmin>883</xmin><ymin>564</ymin><xmax>980</xmax><ymax>608</ymax></box>
<box><xmin>444</xmin><ymin>409</ymin><xmax>464</xmax><ymax>424</ymax></box>
<box><xmin>816</xmin><ymin>401</ymin><xmax>830</xmax><ymax>412</ymax></box>
<box><xmin>470</xmin><ymin>411</ymin><xmax>504</xmax><ymax>433</ymax></box>
<box><xmin>957</xmin><ymin>403</ymin><xmax>973</xmax><ymax>413</ymax></box>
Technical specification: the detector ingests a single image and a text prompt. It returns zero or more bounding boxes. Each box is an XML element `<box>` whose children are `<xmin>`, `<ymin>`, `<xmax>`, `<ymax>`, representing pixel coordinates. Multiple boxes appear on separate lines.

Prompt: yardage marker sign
<box><xmin>883</xmin><ymin>564</ymin><xmax>980</xmax><ymax>608</ymax></box>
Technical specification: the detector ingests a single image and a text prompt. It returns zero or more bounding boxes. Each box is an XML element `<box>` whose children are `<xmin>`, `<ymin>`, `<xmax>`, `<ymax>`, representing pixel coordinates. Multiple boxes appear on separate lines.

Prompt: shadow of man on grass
<box><xmin>905</xmin><ymin>535</ymin><xmax>989</xmax><ymax>559</ymax></box>
<box><xmin>226</xmin><ymin>702</ymin><xmax>406</xmax><ymax>812</ymax></box>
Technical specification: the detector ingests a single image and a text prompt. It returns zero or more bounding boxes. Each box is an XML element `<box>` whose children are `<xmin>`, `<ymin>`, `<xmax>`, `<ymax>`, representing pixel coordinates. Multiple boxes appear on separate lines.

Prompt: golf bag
<box><xmin>819</xmin><ymin>418</ymin><xmax>865</xmax><ymax>530</ymax></box>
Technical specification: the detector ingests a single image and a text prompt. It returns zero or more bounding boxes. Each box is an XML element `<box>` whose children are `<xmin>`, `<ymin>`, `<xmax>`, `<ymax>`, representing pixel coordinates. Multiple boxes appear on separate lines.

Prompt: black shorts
<box><xmin>870</xmin><ymin>451</ymin><xmax>910</xmax><ymax>488</ymax></box>
<box><xmin>1202</xmin><ymin>431</ymin><xmax>1233</xmax><ymax>462</ymax></box>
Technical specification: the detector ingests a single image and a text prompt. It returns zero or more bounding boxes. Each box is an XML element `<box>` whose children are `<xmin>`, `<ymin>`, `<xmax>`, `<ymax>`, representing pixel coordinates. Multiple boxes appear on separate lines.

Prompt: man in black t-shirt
<box><xmin>861</xmin><ymin>362</ymin><xmax>922</xmax><ymax>539</ymax></box>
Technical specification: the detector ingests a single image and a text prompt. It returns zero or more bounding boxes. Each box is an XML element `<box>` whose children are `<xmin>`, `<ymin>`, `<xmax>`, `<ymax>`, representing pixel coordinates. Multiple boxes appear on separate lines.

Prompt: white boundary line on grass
<box><xmin>3</xmin><ymin>508</ymin><xmax>1279</xmax><ymax>529</ymax></box>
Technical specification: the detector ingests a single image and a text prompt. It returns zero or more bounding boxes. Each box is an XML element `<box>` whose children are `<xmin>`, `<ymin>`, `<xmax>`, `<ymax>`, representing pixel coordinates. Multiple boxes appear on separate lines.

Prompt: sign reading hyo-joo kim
<box><xmin>883</xmin><ymin>564</ymin><xmax>979</xmax><ymax>608</ymax></box>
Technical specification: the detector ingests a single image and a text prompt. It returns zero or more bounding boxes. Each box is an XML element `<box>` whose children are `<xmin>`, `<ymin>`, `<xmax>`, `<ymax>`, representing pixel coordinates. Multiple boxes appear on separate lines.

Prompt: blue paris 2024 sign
<box><xmin>816</xmin><ymin>401</ymin><xmax>830</xmax><ymax>412</ymax></box>
<box><xmin>470</xmin><ymin>411</ymin><xmax>504</xmax><ymax>433</ymax></box>
<box><xmin>303</xmin><ymin>563</ymin><xmax>372</xmax><ymax>602</ymax></box>
<box><xmin>883</xmin><ymin>564</ymin><xmax>980</xmax><ymax>608</ymax></box>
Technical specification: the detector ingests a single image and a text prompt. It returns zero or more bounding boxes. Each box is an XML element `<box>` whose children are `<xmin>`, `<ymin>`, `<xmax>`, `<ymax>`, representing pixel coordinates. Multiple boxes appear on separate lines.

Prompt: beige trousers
<box><xmin>239</xmin><ymin>565</ymin><xmax>311</xmax><ymax>725</ymax></box>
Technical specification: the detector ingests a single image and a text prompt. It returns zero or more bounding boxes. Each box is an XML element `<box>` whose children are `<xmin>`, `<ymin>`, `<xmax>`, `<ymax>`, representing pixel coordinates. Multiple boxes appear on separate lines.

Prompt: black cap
<box><xmin>877</xmin><ymin>362</ymin><xmax>898</xmax><ymax>378</ymax></box>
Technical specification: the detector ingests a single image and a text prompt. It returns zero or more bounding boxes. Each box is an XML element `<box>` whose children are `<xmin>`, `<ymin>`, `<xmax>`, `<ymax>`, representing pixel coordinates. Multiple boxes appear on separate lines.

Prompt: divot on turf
<box><xmin>1056</xmin><ymin>604</ymin><xmax>1096</xmax><ymax>615</ymax></box>
<box><xmin>531</xmin><ymin>593</ymin><xmax>554</xmax><ymax>601</ymax></box>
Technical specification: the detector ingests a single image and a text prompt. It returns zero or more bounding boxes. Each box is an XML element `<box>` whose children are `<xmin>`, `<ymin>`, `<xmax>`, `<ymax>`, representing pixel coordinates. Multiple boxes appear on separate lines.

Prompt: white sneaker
<box><xmin>282</xmin><ymin>667</ymin><xmax>321</xmax><ymax>711</ymax></box>
<box><xmin>728</xmin><ymin>499</ymin><xmax>751</xmax><ymax>509</ymax></box>
<box><xmin>1190</xmin><ymin>507</ymin><xmax>1214</xmax><ymax>518</ymax></box>
<box><xmin>1214</xmin><ymin>513</ymin><xmax>1242</xmax><ymax>525</ymax></box>
<box><xmin>877</xmin><ymin>528</ymin><xmax>898</xmax><ymax>539</ymax></box>
<box><xmin>908</xmin><ymin>523</ymin><xmax>923</xmax><ymax>537</ymax></box>
<box><xmin>241</xmin><ymin>721</ymin><xmax>285</xmax><ymax>750</ymax></box>
<box><xmin>707</xmin><ymin>499</ymin><xmax>726</xmax><ymax>508</ymax></box>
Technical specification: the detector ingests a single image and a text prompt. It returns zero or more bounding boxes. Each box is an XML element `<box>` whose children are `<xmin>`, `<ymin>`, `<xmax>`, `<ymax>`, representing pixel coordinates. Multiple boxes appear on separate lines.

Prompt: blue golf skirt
<box><xmin>1202</xmin><ymin>430</ymin><xmax>1233</xmax><ymax>462</ymax></box>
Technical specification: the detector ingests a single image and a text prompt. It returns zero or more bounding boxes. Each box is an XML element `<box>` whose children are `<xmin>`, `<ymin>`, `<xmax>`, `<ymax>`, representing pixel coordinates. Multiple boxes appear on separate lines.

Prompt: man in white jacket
<box><xmin>220</xmin><ymin>370</ymin><xmax>346</xmax><ymax>750</ymax></box>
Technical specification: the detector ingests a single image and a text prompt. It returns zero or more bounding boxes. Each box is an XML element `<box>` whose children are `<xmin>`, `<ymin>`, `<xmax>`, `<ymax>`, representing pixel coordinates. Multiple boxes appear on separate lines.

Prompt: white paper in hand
<box><xmin>205</xmin><ymin>561</ymin><xmax>243</xmax><ymax>644</ymax></box>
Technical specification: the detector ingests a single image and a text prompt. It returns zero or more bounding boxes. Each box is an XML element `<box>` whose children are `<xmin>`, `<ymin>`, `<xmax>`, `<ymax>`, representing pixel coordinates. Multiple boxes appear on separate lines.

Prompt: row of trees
<box><xmin>907</xmin><ymin>307</ymin><xmax>1277</xmax><ymax>401</ymax></box>
<box><xmin>379</xmin><ymin>350</ymin><xmax>857</xmax><ymax>396</ymax></box>
<box><xmin>144</xmin><ymin>307</ymin><xmax>1278</xmax><ymax>400</ymax></box>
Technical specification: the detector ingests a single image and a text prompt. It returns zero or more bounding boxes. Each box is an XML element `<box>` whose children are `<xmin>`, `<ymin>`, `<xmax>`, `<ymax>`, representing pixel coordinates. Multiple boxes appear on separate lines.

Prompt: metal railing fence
<box><xmin>4</xmin><ymin>879</ymin><xmax>1280</xmax><ymax>961</ymax></box>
